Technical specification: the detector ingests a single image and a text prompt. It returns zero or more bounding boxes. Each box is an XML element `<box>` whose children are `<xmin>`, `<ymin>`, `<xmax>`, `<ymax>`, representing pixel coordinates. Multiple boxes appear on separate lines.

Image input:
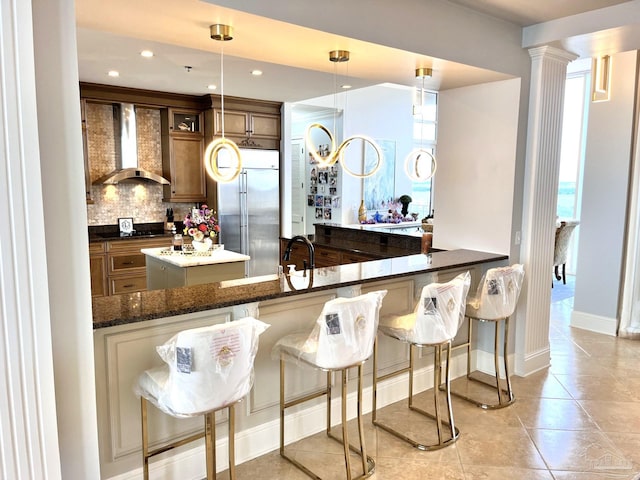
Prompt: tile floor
<box><xmin>223</xmin><ymin>279</ymin><xmax>640</xmax><ymax>479</ymax></box>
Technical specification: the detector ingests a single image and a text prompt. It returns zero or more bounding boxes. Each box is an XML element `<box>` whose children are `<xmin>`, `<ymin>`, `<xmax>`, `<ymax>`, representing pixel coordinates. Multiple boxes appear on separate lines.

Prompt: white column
<box><xmin>31</xmin><ymin>0</ymin><xmax>102</xmax><ymax>478</ymax></box>
<box><xmin>0</xmin><ymin>0</ymin><xmax>62</xmax><ymax>478</ymax></box>
<box><xmin>515</xmin><ymin>46</ymin><xmax>577</xmax><ymax>376</ymax></box>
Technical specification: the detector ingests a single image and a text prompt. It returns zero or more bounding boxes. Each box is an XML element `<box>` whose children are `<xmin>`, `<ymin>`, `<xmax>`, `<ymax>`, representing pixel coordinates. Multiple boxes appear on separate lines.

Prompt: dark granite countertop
<box><xmin>88</xmin><ymin>222</ymin><xmax>176</xmax><ymax>243</ymax></box>
<box><xmin>92</xmin><ymin>249</ymin><xmax>508</xmax><ymax>329</ymax></box>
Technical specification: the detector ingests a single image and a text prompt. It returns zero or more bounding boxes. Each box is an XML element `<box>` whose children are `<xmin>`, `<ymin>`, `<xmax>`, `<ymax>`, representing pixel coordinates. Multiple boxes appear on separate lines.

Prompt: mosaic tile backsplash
<box><xmin>85</xmin><ymin>103</ymin><xmax>193</xmax><ymax>226</ymax></box>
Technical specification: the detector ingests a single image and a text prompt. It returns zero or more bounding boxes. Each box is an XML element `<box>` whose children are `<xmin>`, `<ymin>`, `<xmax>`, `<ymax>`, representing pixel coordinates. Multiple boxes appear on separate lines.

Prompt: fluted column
<box><xmin>515</xmin><ymin>46</ymin><xmax>577</xmax><ymax>376</ymax></box>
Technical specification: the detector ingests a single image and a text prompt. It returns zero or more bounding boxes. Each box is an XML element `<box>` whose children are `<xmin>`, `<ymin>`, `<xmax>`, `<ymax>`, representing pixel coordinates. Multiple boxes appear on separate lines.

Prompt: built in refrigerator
<box><xmin>217</xmin><ymin>149</ymin><xmax>280</xmax><ymax>278</ymax></box>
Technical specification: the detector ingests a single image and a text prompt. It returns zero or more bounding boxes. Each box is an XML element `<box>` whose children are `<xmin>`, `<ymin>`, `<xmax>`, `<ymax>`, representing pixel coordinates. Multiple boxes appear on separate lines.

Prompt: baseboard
<box><xmin>571</xmin><ymin>310</ymin><xmax>617</xmax><ymax>336</ymax></box>
<box><xmin>106</xmin><ymin>353</ymin><xmax>470</xmax><ymax>480</ymax></box>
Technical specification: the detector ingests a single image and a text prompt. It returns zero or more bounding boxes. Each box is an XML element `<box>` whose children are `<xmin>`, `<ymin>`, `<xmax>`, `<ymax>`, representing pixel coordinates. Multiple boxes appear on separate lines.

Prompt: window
<box><xmin>410</xmin><ymin>89</ymin><xmax>437</xmax><ymax>219</ymax></box>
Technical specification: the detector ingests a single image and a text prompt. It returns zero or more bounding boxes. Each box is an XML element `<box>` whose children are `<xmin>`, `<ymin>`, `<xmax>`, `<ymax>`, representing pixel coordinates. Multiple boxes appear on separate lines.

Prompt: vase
<box><xmin>401</xmin><ymin>202</ymin><xmax>410</xmax><ymax>217</ymax></box>
<box><xmin>358</xmin><ymin>199</ymin><xmax>367</xmax><ymax>223</ymax></box>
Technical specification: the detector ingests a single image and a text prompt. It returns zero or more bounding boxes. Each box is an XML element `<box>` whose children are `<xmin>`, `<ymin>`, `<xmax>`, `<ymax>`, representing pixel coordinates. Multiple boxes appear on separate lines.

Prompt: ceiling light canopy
<box><xmin>210</xmin><ymin>24</ymin><xmax>233</xmax><ymax>41</ymax></box>
<box><xmin>203</xmin><ymin>24</ymin><xmax>242</xmax><ymax>184</ymax></box>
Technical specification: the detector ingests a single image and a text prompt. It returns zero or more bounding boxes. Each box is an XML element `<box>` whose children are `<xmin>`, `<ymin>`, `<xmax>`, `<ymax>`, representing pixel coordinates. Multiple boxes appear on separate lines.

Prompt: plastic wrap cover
<box><xmin>466</xmin><ymin>264</ymin><xmax>524</xmax><ymax>320</ymax></box>
<box><xmin>135</xmin><ymin>316</ymin><xmax>270</xmax><ymax>418</ymax></box>
<box><xmin>379</xmin><ymin>271</ymin><xmax>471</xmax><ymax>345</ymax></box>
<box><xmin>272</xmin><ymin>290</ymin><xmax>387</xmax><ymax>370</ymax></box>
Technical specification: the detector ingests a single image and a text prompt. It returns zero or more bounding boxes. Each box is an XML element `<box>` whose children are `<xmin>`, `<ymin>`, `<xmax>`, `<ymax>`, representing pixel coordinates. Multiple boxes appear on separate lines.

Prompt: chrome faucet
<box><xmin>283</xmin><ymin>235</ymin><xmax>315</xmax><ymax>272</ymax></box>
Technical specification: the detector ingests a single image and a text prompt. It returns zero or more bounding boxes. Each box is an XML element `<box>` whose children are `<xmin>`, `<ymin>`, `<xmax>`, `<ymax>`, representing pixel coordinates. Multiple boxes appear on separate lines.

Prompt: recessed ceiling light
<box><xmin>108</xmin><ymin>70</ymin><xmax>120</xmax><ymax>77</ymax></box>
<box><xmin>140</xmin><ymin>50</ymin><xmax>154</xmax><ymax>58</ymax></box>
<box><xmin>341</xmin><ymin>84</ymin><xmax>352</xmax><ymax>89</ymax></box>
<box><xmin>207</xmin><ymin>84</ymin><xmax>217</xmax><ymax>90</ymax></box>
<box><xmin>251</xmin><ymin>70</ymin><xmax>263</xmax><ymax>76</ymax></box>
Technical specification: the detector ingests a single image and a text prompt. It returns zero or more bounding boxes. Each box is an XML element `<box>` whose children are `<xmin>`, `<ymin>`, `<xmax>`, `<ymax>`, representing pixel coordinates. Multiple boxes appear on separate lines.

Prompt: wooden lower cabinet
<box><xmin>279</xmin><ymin>238</ymin><xmax>378</xmax><ymax>270</ymax></box>
<box><xmin>89</xmin><ymin>242</ymin><xmax>107</xmax><ymax>297</ymax></box>
<box><xmin>90</xmin><ymin>237</ymin><xmax>172</xmax><ymax>296</ymax></box>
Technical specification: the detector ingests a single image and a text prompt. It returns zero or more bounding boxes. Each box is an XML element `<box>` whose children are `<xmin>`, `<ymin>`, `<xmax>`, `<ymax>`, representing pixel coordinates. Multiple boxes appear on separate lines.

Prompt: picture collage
<box><xmin>307</xmin><ymin>162</ymin><xmax>340</xmax><ymax>221</ymax></box>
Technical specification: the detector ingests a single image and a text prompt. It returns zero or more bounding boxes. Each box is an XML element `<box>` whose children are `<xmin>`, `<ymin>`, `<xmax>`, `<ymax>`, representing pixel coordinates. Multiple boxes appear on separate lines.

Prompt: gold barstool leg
<box><xmin>341</xmin><ymin>369</ymin><xmax>352</xmax><ymax>480</ymax></box>
<box><xmin>141</xmin><ymin>397</ymin><xmax>150</xmax><ymax>480</ymax></box>
<box><xmin>448</xmin><ymin>316</ymin><xmax>516</xmax><ymax>409</ymax></box>
<box><xmin>205</xmin><ymin>411</ymin><xmax>216</xmax><ymax>480</ymax></box>
<box><xmin>228</xmin><ymin>404</ymin><xmax>236</xmax><ymax>480</ymax></box>
<box><xmin>373</xmin><ymin>339</ymin><xmax>459</xmax><ymax>450</ymax></box>
<box><xmin>357</xmin><ymin>365</ymin><xmax>367</xmax><ymax>475</ymax></box>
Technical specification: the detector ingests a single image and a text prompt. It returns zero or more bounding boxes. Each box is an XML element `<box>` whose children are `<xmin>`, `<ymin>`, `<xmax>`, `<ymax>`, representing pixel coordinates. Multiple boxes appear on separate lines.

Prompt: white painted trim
<box><xmin>571</xmin><ymin>310</ymin><xmax>618</xmax><ymax>336</ymax></box>
<box><xmin>105</xmin><ymin>352</ymin><xmax>471</xmax><ymax>480</ymax></box>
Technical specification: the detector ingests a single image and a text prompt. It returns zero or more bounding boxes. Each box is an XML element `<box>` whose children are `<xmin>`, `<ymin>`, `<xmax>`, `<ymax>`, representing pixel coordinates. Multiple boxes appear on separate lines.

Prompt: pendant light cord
<box><xmin>220</xmin><ymin>42</ymin><xmax>225</xmax><ymax>138</ymax></box>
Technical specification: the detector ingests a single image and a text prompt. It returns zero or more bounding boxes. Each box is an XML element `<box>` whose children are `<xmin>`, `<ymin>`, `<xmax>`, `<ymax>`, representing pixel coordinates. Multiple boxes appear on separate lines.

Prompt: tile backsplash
<box><xmin>85</xmin><ymin>103</ymin><xmax>191</xmax><ymax>226</ymax></box>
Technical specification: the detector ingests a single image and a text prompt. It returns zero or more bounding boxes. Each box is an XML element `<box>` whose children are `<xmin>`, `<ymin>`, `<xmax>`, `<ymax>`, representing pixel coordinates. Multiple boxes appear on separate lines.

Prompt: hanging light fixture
<box><xmin>204</xmin><ymin>24</ymin><xmax>242</xmax><ymax>183</ymax></box>
<box><xmin>404</xmin><ymin>67</ymin><xmax>437</xmax><ymax>182</ymax></box>
<box><xmin>304</xmin><ymin>50</ymin><xmax>383</xmax><ymax>178</ymax></box>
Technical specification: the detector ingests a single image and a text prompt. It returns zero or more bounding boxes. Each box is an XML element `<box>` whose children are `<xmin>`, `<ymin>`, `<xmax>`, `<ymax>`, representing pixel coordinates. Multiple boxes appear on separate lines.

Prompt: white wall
<box><xmin>435</xmin><ymin>79</ymin><xmax>521</xmax><ymax>255</ymax></box>
<box><xmin>572</xmin><ymin>50</ymin><xmax>639</xmax><ymax>334</ymax></box>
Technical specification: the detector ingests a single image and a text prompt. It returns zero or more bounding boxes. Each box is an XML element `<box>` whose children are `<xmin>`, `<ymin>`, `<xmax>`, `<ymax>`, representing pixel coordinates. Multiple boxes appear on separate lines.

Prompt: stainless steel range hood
<box><xmin>92</xmin><ymin>103</ymin><xmax>170</xmax><ymax>185</ymax></box>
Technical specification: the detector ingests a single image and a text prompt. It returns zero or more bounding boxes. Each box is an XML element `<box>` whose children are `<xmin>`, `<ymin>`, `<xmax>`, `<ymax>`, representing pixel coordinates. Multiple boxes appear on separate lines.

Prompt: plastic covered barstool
<box><xmin>372</xmin><ymin>271</ymin><xmax>470</xmax><ymax>450</ymax></box>
<box><xmin>449</xmin><ymin>264</ymin><xmax>524</xmax><ymax>409</ymax></box>
<box><xmin>134</xmin><ymin>317</ymin><xmax>269</xmax><ymax>480</ymax></box>
<box><xmin>273</xmin><ymin>290</ymin><xmax>387</xmax><ymax>480</ymax></box>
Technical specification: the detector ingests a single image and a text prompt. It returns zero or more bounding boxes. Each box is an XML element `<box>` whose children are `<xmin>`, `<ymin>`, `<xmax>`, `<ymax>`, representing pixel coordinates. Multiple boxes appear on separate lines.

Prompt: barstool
<box><xmin>449</xmin><ymin>264</ymin><xmax>524</xmax><ymax>409</ymax></box>
<box><xmin>134</xmin><ymin>317</ymin><xmax>270</xmax><ymax>480</ymax></box>
<box><xmin>274</xmin><ymin>290</ymin><xmax>387</xmax><ymax>480</ymax></box>
<box><xmin>372</xmin><ymin>271</ymin><xmax>470</xmax><ymax>450</ymax></box>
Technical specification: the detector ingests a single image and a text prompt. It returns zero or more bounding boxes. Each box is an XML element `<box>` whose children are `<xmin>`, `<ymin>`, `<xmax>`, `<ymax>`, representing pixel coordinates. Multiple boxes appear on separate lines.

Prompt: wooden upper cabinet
<box><xmin>205</xmin><ymin>95</ymin><xmax>282</xmax><ymax>150</ymax></box>
<box><xmin>161</xmin><ymin>108</ymin><xmax>206</xmax><ymax>203</ymax></box>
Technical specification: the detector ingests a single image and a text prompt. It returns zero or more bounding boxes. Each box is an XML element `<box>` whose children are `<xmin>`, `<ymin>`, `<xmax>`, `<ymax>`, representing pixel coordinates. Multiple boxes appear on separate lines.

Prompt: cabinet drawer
<box><xmin>109</xmin><ymin>275</ymin><xmax>147</xmax><ymax>295</ymax></box>
<box><xmin>109</xmin><ymin>253</ymin><xmax>146</xmax><ymax>274</ymax></box>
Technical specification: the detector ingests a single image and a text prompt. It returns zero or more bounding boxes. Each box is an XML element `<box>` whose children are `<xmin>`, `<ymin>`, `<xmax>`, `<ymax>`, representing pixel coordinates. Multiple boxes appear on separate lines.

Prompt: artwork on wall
<box><xmin>307</xmin><ymin>145</ymin><xmax>341</xmax><ymax>224</ymax></box>
<box><xmin>364</xmin><ymin>139</ymin><xmax>396</xmax><ymax>211</ymax></box>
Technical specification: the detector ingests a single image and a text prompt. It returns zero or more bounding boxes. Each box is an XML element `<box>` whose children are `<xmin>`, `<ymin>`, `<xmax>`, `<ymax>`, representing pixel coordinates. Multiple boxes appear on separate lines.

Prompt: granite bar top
<box><xmin>92</xmin><ymin>249</ymin><xmax>508</xmax><ymax>329</ymax></box>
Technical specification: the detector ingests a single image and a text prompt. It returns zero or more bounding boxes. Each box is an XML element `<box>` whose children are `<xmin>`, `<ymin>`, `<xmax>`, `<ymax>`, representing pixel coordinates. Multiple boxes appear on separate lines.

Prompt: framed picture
<box><xmin>118</xmin><ymin>217</ymin><xmax>134</xmax><ymax>234</ymax></box>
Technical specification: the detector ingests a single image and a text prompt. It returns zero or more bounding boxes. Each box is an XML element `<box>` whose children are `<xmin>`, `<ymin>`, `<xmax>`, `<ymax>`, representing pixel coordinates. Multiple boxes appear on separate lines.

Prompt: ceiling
<box><xmin>75</xmin><ymin>0</ymin><xmax>629</xmax><ymax>103</ymax></box>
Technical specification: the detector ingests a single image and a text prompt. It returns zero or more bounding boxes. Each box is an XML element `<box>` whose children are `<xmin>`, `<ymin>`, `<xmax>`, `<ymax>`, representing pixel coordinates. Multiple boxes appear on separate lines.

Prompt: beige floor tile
<box><xmin>456</xmin><ymin>426</ymin><xmax>546</xmax><ymax>469</ymax></box>
<box><xmin>529</xmin><ymin>429</ymin><xmax>631</xmax><ymax>473</ymax></box>
<box><xmin>372</xmin><ymin>457</ymin><xmax>465</xmax><ymax>479</ymax></box>
<box><xmin>552</xmin><ymin>471</ymin><xmax>640</xmax><ymax>479</ymax></box>
<box><xmin>510</xmin><ymin>370</ymin><xmax>572</xmax><ymax>399</ymax></box>
<box><xmin>292</xmin><ymin>450</ymin><xmax>375</xmax><ymax>479</ymax></box>
<box><xmin>513</xmin><ymin>397</ymin><xmax>596</xmax><ymax>430</ymax></box>
<box><xmin>579</xmin><ymin>400</ymin><xmax>640</xmax><ymax>433</ymax></box>
<box><xmin>554</xmin><ymin>375</ymin><xmax>637</xmax><ymax>402</ymax></box>
<box><xmin>462</xmin><ymin>465</ymin><xmax>554</xmax><ymax>479</ymax></box>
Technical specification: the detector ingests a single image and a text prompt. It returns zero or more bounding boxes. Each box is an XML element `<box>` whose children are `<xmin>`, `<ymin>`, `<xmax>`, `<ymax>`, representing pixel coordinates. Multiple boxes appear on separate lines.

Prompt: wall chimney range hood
<box><xmin>92</xmin><ymin>103</ymin><xmax>170</xmax><ymax>185</ymax></box>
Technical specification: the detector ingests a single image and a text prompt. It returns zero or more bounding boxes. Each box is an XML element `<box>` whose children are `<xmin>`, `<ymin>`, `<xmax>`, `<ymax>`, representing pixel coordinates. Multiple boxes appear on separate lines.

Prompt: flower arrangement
<box><xmin>183</xmin><ymin>205</ymin><xmax>220</xmax><ymax>242</ymax></box>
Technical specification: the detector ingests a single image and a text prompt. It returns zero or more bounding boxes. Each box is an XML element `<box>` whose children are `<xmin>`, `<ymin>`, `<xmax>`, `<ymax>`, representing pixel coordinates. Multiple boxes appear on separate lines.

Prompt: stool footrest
<box><xmin>446</xmin><ymin>373</ymin><xmax>515</xmax><ymax>410</ymax></box>
<box><xmin>146</xmin><ymin>430</ymin><xmax>206</xmax><ymax>459</ymax></box>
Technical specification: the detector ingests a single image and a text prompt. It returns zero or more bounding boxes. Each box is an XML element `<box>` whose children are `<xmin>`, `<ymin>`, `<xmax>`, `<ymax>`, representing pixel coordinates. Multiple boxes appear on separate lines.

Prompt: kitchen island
<box><xmin>93</xmin><ymin>249</ymin><xmax>507</xmax><ymax>479</ymax></box>
<box><xmin>142</xmin><ymin>247</ymin><xmax>250</xmax><ymax>290</ymax></box>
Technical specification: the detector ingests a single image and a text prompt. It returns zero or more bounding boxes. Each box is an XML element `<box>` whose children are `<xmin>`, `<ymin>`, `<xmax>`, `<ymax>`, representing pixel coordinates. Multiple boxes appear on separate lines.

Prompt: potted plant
<box><xmin>398</xmin><ymin>194</ymin><xmax>412</xmax><ymax>216</ymax></box>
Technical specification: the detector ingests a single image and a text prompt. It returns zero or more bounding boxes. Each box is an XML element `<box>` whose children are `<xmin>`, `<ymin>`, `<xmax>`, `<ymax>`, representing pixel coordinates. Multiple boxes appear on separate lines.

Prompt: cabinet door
<box><xmin>249</xmin><ymin>112</ymin><xmax>280</xmax><ymax>139</ymax></box>
<box><xmin>90</xmin><ymin>254</ymin><xmax>107</xmax><ymax>297</ymax></box>
<box><xmin>164</xmin><ymin>135</ymin><xmax>206</xmax><ymax>202</ymax></box>
<box><xmin>214</xmin><ymin>109</ymin><xmax>249</xmax><ymax>137</ymax></box>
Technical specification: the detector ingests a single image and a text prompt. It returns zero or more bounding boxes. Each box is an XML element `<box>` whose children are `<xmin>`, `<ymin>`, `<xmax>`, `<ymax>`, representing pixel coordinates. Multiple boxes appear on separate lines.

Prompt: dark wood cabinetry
<box><xmin>89</xmin><ymin>241</ymin><xmax>107</xmax><ymax>297</ymax></box>
<box><xmin>161</xmin><ymin>108</ymin><xmax>206</xmax><ymax>203</ymax></box>
<box><xmin>204</xmin><ymin>95</ymin><xmax>282</xmax><ymax>151</ymax></box>
<box><xmin>90</xmin><ymin>237</ymin><xmax>173</xmax><ymax>297</ymax></box>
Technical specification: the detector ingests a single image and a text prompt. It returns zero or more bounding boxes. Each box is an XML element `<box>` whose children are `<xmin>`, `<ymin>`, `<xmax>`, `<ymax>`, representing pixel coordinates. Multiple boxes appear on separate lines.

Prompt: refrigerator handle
<box><xmin>240</xmin><ymin>170</ymin><xmax>249</xmax><ymax>255</ymax></box>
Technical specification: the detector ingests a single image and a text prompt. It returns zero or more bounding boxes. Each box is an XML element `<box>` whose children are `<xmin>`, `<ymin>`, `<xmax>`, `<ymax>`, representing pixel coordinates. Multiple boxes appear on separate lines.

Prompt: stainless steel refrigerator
<box><xmin>217</xmin><ymin>149</ymin><xmax>280</xmax><ymax>278</ymax></box>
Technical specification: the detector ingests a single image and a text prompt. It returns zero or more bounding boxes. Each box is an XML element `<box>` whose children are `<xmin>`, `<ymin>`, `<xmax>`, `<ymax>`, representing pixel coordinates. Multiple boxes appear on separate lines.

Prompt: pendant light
<box><xmin>304</xmin><ymin>50</ymin><xmax>383</xmax><ymax>178</ymax></box>
<box><xmin>204</xmin><ymin>24</ymin><xmax>242</xmax><ymax>183</ymax></box>
<box><xmin>404</xmin><ymin>67</ymin><xmax>437</xmax><ymax>182</ymax></box>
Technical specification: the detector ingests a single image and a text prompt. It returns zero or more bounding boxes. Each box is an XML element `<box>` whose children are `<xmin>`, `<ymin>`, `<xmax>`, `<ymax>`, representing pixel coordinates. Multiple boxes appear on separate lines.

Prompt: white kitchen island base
<box><xmin>143</xmin><ymin>247</ymin><xmax>250</xmax><ymax>289</ymax></box>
